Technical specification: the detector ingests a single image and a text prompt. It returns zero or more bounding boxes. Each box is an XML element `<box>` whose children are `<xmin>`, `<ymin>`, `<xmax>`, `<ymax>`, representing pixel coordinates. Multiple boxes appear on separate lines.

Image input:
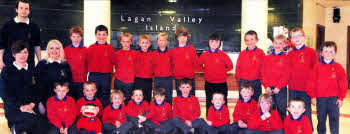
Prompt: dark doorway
<box><xmin>316</xmin><ymin>24</ymin><xmax>325</xmax><ymax>60</ymax></box>
<box><xmin>347</xmin><ymin>26</ymin><xmax>350</xmax><ymax>89</ymax></box>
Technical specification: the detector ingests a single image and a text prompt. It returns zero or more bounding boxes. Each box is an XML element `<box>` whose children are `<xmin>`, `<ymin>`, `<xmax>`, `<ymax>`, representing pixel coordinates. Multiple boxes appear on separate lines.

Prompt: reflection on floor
<box><xmin>1</xmin><ymin>92</ymin><xmax>350</xmax><ymax>134</ymax></box>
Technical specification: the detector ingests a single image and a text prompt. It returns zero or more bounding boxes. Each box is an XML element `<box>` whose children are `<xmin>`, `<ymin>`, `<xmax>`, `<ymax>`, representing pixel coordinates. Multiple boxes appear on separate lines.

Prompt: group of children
<box><xmin>1</xmin><ymin>20</ymin><xmax>347</xmax><ymax>134</ymax></box>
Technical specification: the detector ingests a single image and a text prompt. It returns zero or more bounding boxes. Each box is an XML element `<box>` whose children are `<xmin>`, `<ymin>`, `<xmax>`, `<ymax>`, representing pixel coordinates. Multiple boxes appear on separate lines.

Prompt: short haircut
<box><xmin>208</xmin><ymin>32</ymin><xmax>221</xmax><ymax>41</ymax></box>
<box><xmin>153</xmin><ymin>87</ymin><xmax>166</xmax><ymax>97</ymax></box>
<box><xmin>175</xmin><ymin>26</ymin><xmax>191</xmax><ymax>40</ymax></box>
<box><xmin>290</xmin><ymin>27</ymin><xmax>305</xmax><ymax>37</ymax></box>
<box><xmin>240</xmin><ymin>81</ymin><xmax>253</xmax><ymax>92</ymax></box>
<box><xmin>54</xmin><ymin>81</ymin><xmax>69</xmax><ymax>89</ymax></box>
<box><xmin>84</xmin><ymin>103</ymin><xmax>97</xmax><ymax>107</ymax></box>
<box><xmin>132</xmin><ymin>89</ymin><xmax>143</xmax><ymax>96</ymax></box>
<box><xmin>273</xmin><ymin>34</ymin><xmax>287</xmax><ymax>42</ymax></box>
<box><xmin>258</xmin><ymin>93</ymin><xmax>273</xmax><ymax>109</ymax></box>
<box><xmin>16</xmin><ymin>0</ymin><xmax>31</xmax><ymax>9</ymax></box>
<box><xmin>138</xmin><ymin>34</ymin><xmax>151</xmax><ymax>42</ymax></box>
<box><xmin>69</xmin><ymin>25</ymin><xmax>83</xmax><ymax>37</ymax></box>
<box><xmin>179</xmin><ymin>78</ymin><xmax>192</xmax><ymax>87</ymax></box>
<box><xmin>83</xmin><ymin>81</ymin><xmax>97</xmax><ymax>91</ymax></box>
<box><xmin>288</xmin><ymin>97</ymin><xmax>305</xmax><ymax>107</ymax></box>
<box><xmin>157</xmin><ymin>32</ymin><xmax>168</xmax><ymax>40</ymax></box>
<box><xmin>110</xmin><ymin>90</ymin><xmax>124</xmax><ymax>100</ymax></box>
<box><xmin>120</xmin><ymin>32</ymin><xmax>133</xmax><ymax>41</ymax></box>
<box><xmin>321</xmin><ymin>41</ymin><xmax>337</xmax><ymax>53</ymax></box>
<box><xmin>95</xmin><ymin>25</ymin><xmax>108</xmax><ymax>34</ymax></box>
<box><xmin>11</xmin><ymin>40</ymin><xmax>29</xmax><ymax>54</ymax></box>
<box><xmin>244</xmin><ymin>30</ymin><xmax>258</xmax><ymax>40</ymax></box>
<box><xmin>212</xmin><ymin>92</ymin><xmax>224</xmax><ymax>99</ymax></box>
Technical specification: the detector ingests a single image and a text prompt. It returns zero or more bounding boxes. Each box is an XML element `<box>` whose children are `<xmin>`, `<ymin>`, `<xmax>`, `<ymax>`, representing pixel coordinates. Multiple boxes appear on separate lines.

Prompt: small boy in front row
<box><xmin>172</xmin><ymin>78</ymin><xmax>207</xmax><ymax>134</ymax></box>
<box><xmin>126</xmin><ymin>89</ymin><xmax>150</xmax><ymax>127</ymax></box>
<box><xmin>102</xmin><ymin>90</ymin><xmax>133</xmax><ymax>134</ymax></box>
<box><xmin>47</xmin><ymin>82</ymin><xmax>77</xmax><ymax>134</ymax></box>
<box><xmin>284</xmin><ymin>98</ymin><xmax>312</xmax><ymax>134</ymax></box>
<box><xmin>139</xmin><ymin>87</ymin><xmax>174</xmax><ymax>133</ymax></box>
<box><xmin>76</xmin><ymin>81</ymin><xmax>103</xmax><ymax>118</ymax></box>
<box><xmin>308</xmin><ymin>41</ymin><xmax>348</xmax><ymax>134</ymax></box>
<box><xmin>205</xmin><ymin>92</ymin><xmax>232</xmax><ymax>134</ymax></box>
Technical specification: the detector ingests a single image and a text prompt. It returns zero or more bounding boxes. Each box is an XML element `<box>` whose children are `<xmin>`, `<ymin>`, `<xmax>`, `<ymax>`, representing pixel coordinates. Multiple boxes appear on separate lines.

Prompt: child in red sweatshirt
<box><xmin>126</xmin><ymin>89</ymin><xmax>150</xmax><ymax>128</ymax></box>
<box><xmin>308</xmin><ymin>41</ymin><xmax>347</xmax><ymax>134</ymax></box>
<box><xmin>284</xmin><ymin>98</ymin><xmax>312</xmax><ymax>134</ymax></box>
<box><xmin>76</xmin><ymin>81</ymin><xmax>103</xmax><ymax>118</ymax></box>
<box><xmin>46</xmin><ymin>82</ymin><xmax>77</xmax><ymax>134</ymax></box>
<box><xmin>206</xmin><ymin>92</ymin><xmax>232</xmax><ymax>134</ymax></box>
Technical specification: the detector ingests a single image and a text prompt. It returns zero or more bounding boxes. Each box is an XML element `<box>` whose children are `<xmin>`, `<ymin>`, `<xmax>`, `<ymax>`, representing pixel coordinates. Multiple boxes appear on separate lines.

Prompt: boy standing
<box><xmin>261</xmin><ymin>34</ymin><xmax>290</xmax><ymax>120</ymax></box>
<box><xmin>308</xmin><ymin>41</ymin><xmax>347</xmax><ymax>134</ymax></box>
<box><xmin>152</xmin><ymin>32</ymin><xmax>173</xmax><ymax>104</ymax></box>
<box><xmin>284</xmin><ymin>98</ymin><xmax>312</xmax><ymax>134</ymax></box>
<box><xmin>198</xmin><ymin>32</ymin><xmax>233</xmax><ymax>112</ymax></box>
<box><xmin>87</xmin><ymin>25</ymin><xmax>115</xmax><ymax>107</ymax></box>
<box><xmin>235</xmin><ymin>30</ymin><xmax>265</xmax><ymax>101</ymax></box>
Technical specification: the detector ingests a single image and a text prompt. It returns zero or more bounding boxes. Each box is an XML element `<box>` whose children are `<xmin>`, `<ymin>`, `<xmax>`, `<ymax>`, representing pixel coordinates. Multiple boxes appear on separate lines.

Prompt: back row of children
<box><xmin>1</xmin><ymin>22</ymin><xmax>347</xmax><ymax>134</ymax></box>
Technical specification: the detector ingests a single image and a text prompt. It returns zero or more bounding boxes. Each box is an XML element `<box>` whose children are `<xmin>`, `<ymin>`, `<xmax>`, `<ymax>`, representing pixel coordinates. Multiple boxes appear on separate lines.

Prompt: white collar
<box><xmin>13</xmin><ymin>61</ymin><xmax>28</xmax><ymax>70</ymax></box>
<box><xmin>14</xmin><ymin>16</ymin><xmax>30</xmax><ymax>25</ymax></box>
<box><xmin>48</xmin><ymin>58</ymin><xmax>61</xmax><ymax>64</ymax></box>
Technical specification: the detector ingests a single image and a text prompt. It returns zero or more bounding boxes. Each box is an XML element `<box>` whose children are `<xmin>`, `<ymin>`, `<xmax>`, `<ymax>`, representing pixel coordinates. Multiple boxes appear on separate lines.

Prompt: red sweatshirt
<box><xmin>152</xmin><ymin>47</ymin><xmax>172</xmax><ymax>77</ymax></box>
<box><xmin>114</xmin><ymin>49</ymin><xmax>137</xmax><ymax>83</ymax></box>
<box><xmin>64</xmin><ymin>44</ymin><xmax>88</xmax><ymax>82</ymax></box>
<box><xmin>235</xmin><ymin>47</ymin><xmax>265</xmax><ymax>80</ymax></box>
<box><xmin>198</xmin><ymin>49</ymin><xmax>233</xmax><ymax>83</ymax></box>
<box><xmin>87</xmin><ymin>42</ymin><xmax>115</xmax><ymax>73</ymax></box>
<box><xmin>47</xmin><ymin>96</ymin><xmax>77</xmax><ymax>128</ymax></box>
<box><xmin>207</xmin><ymin>105</ymin><xmax>230</xmax><ymax>127</ymax></box>
<box><xmin>76</xmin><ymin>96</ymin><xmax>103</xmax><ymax>118</ymax></box>
<box><xmin>173</xmin><ymin>95</ymin><xmax>201</xmax><ymax>122</ymax></box>
<box><xmin>135</xmin><ymin>50</ymin><xmax>153</xmax><ymax>78</ymax></box>
<box><xmin>126</xmin><ymin>100</ymin><xmax>149</xmax><ymax>117</ymax></box>
<box><xmin>76</xmin><ymin>116</ymin><xmax>102</xmax><ymax>133</ymax></box>
<box><xmin>283</xmin><ymin>115</ymin><xmax>312</xmax><ymax>134</ymax></box>
<box><xmin>232</xmin><ymin>99</ymin><xmax>259</xmax><ymax>122</ymax></box>
<box><xmin>261</xmin><ymin>51</ymin><xmax>290</xmax><ymax>89</ymax></box>
<box><xmin>145</xmin><ymin>101</ymin><xmax>172</xmax><ymax>125</ymax></box>
<box><xmin>308</xmin><ymin>60</ymin><xmax>348</xmax><ymax>100</ymax></box>
<box><xmin>247</xmin><ymin>110</ymin><xmax>283</xmax><ymax>131</ymax></box>
<box><xmin>171</xmin><ymin>44</ymin><xmax>198</xmax><ymax>79</ymax></box>
<box><xmin>102</xmin><ymin>104</ymin><xmax>127</xmax><ymax>124</ymax></box>
<box><xmin>288</xmin><ymin>45</ymin><xmax>318</xmax><ymax>91</ymax></box>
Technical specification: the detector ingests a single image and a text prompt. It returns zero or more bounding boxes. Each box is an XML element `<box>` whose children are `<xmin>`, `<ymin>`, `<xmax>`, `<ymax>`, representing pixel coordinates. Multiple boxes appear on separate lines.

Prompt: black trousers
<box><xmin>88</xmin><ymin>72</ymin><xmax>112</xmax><ymax>107</ymax></box>
<box><xmin>134</xmin><ymin>77</ymin><xmax>153</xmax><ymax>103</ymax></box>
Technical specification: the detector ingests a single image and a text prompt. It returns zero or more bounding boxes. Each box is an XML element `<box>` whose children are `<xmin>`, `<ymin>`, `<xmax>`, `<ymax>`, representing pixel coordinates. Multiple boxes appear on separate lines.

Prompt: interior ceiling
<box><xmin>317</xmin><ymin>0</ymin><xmax>350</xmax><ymax>7</ymax></box>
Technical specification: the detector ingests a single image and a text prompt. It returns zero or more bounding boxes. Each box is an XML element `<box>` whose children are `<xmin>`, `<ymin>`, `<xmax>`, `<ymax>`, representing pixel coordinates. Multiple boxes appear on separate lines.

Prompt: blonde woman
<box><xmin>34</xmin><ymin>40</ymin><xmax>72</xmax><ymax>114</ymax></box>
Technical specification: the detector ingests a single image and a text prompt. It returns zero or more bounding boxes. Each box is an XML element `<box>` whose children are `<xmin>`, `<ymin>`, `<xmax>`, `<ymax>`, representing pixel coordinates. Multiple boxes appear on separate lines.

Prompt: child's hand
<box><xmin>264</xmin><ymin>112</ymin><xmax>271</xmax><ymax>118</ymax></box>
<box><xmin>311</xmin><ymin>98</ymin><xmax>317</xmax><ymax>106</ymax></box>
<box><xmin>337</xmin><ymin>99</ymin><xmax>343</xmax><ymax>107</ymax></box>
<box><xmin>238</xmin><ymin>120</ymin><xmax>247</xmax><ymax>128</ymax></box>
<box><xmin>185</xmin><ymin>120</ymin><xmax>192</xmax><ymax>127</ymax></box>
<box><xmin>272</xmin><ymin>88</ymin><xmax>280</xmax><ymax>94</ymax></box>
<box><xmin>138</xmin><ymin>115</ymin><xmax>146</xmax><ymax>123</ymax></box>
<box><xmin>265</xmin><ymin>87</ymin><xmax>272</xmax><ymax>94</ymax></box>
<box><xmin>206</xmin><ymin>121</ymin><xmax>212</xmax><ymax>126</ymax></box>
<box><xmin>59</xmin><ymin>127</ymin><xmax>64</xmax><ymax>134</ymax></box>
<box><xmin>115</xmin><ymin>121</ymin><xmax>121</xmax><ymax>128</ymax></box>
<box><xmin>64</xmin><ymin>128</ymin><xmax>68</xmax><ymax>134</ymax></box>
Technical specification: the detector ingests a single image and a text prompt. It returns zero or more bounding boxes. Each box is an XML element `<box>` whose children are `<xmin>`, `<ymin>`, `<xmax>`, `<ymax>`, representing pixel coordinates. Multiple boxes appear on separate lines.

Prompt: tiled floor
<box><xmin>1</xmin><ymin>92</ymin><xmax>350</xmax><ymax>134</ymax></box>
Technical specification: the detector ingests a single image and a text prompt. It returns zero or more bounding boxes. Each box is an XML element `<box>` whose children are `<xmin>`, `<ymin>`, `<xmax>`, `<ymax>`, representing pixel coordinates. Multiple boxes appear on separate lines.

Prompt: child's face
<box><xmin>244</xmin><ymin>34</ymin><xmax>258</xmax><ymax>50</ymax></box>
<box><xmin>139</xmin><ymin>39</ymin><xmax>151</xmax><ymax>51</ymax></box>
<box><xmin>177</xmin><ymin>35</ymin><xmax>188</xmax><ymax>45</ymax></box>
<box><xmin>70</xmin><ymin>33</ymin><xmax>82</xmax><ymax>45</ymax></box>
<box><xmin>240</xmin><ymin>88</ymin><xmax>253</xmax><ymax>101</ymax></box>
<box><xmin>95</xmin><ymin>31</ymin><xmax>108</xmax><ymax>44</ymax></box>
<box><xmin>209</xmin><ymin>40</ymin><xmax>220</xmax><ymax>51</ymax></box>
<box><xmin>55</xmin><ymin>86</ymin><xmax>68</xmax><ymax>100</ymax></box>
<box><xmin>211</xmin><ymin>94</ymin><xmax>225</xmax><ymax>108</ymax></box>
<box><xmin>157</xmin><ymin>37</ymin><xmax>168</xmax><ymax>48</ymax></box>
<box><xmin>120</xmin><ymin>36</ymin><xmax>132</xmax><ymax>50</ymax></box>
<box><xmin>154</xmin><ymin>94</ymin><xmax>165</xmax><ymax>105</ymax></box>
<box><xmin>288</xmin><ymin>101</ymin><xmax>305</xmax><ymax>118</ymax></box>
<box><xmin>83</xmin><ymin>84</ymin><xmax>96</xmax><ymax>99</ymax></box>
<box><xmin>16</xmin><ymin>2</ymin><xmax>30</xmax><ymax>18</ymax></box>
<box><xmin>131</xmin><ymin>90</ymin><xmax>144</xmax><ymax>104</ymax></box>
<box><xmin>290</xmin><ymin>31</ymin><xmax>305</xmax><ymax>46</ymax></box>
<box><xmin>321</xmin><ymin>46</ymin><xmax>336</xmax><ymax>61</ymax></box>
<box><xmin>259</xmin><ymin>99</ymin><xmax>271</xmax><ymax>112</ymax></box>
<box><xmin>179</xmin><ymin>84</ymin><xmax>192</xmax><ymax>97</ymax></box>
<box><xmin>48</xmin><ymin>42</ymin><xmax>61</xmax><ymax>60</ymax></box>
<box><xmin>111</xmin><ymin>94</ymin><xmax>123</xmax><ymax>106</ymax></box>
<box><xmin>273</xmin><ymin>39</ymin><xmax>285</xmax><ymax>53</ymax></box>
<box><xmin>13</xmin><ymin>48</ymin><xmax>28</xmax><ymax>64</ymax></box>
